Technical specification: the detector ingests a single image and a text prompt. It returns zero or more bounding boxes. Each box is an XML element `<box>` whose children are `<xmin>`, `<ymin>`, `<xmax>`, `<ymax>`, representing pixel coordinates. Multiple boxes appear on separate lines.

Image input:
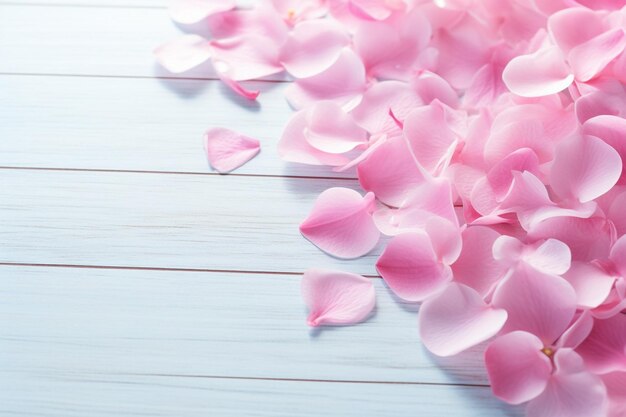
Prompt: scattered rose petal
<box><xmin>203</xmin><ymin>128</ymin><xmax>260</xmax><ymax>173</ymax></box>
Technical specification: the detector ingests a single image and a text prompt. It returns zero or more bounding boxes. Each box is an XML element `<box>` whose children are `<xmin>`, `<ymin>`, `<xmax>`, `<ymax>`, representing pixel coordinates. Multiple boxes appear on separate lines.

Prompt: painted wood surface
<box><xmin>0</xmin><ymin>2</ymin><xmax>523</xmax><ymax>416</ymax></box>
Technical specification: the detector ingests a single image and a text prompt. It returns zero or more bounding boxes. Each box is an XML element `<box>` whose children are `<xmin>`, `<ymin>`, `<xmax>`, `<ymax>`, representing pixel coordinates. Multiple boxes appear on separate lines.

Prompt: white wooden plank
<box><xmin>0</xmin><ymin>265</ymin><xmax>500</xmax><ymax>386</ymax></box>
<box><xmin>0</xmin><ymin>169</ymin><xmax>377</xmax><ymax>274</ymax></box>
<box><xmin>0</xmin><ymin>0</ymin><xmax>164</xmax><ymax>5</ymax></box>
<box><xmin>0</xmin><ymin>74</ymin><xmax>351</xmax><ymax>178</ymax></box>
<box><xmin>0</xmin><ymin>4</ymin><xmax>281</xmax><ymax>80</ymax></box>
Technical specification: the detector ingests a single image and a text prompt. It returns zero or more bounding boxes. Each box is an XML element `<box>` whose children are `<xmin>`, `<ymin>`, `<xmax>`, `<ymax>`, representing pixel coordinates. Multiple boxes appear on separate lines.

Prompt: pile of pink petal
<box><xmin>156</xmin><ymin>1</ymin><xmax>626</xmax><ymax>416</ymax></box>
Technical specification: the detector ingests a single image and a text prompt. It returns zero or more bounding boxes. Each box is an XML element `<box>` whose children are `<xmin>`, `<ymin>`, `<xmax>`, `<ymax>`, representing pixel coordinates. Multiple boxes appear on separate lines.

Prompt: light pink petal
<box><xmin>285</xmin><ymin>48</ymin><xmax>366</xmax><ymax>111</ymax></box>
<box><xmin>169</xmin><ymin>0</ymin><xmax>235</xmax><ymax>24</ymax></box>
<box><xmin>376</xmin><ymin>232</ymin><xmax>451</xmax><ymax>302</ymax></box>
<box><xmin>563</xmin><ymin>262</ymin><xmax>616</xmax><ymax>308</ymax></box>
<box><xmin>301</xmin><ymin>269</ymin><xmax>375</xmax><ymax>327</ymax></box>
<box><xmin>569</xmin><ymin>28</ymin><xmax>626</xmax><ymax>82</ymax></box>
<box><xmin>424</xmin><ymin>216</ymin><xmax>462</xmax><ymax>265</ymax></box>
<box><xmin>610</xmin><ymin>234</ymin><xmax>626</xmax><ymax>277</ymax></box>
<box><xmin>487</xmin><ymin>148</ymin><xmax>540</xmax><ymax>201</ymax></box>
<box><xmin>547</xmin><ymin>7</ymin><xmax>606</xmax><ymax>55</ymax></box>
<box><xmin>203</xmin><ymin>128</ymin><xmax>260</xmax><ymax>173</ymax></box>
<box><xmin>304</xmin><ymin>101</ymin><xmax>368</xmax><ymax>154</ymax></box>
<box><xmin>278</xmin><ymin>110</ymin><xmax>350</xmax><ymax>166</ymax></box>
<box><xmin>419</xmin><ymin>283</ymin><xmax>508</xmax><ymax>356</ymax></box>
<box><xmin>271</xmin><ymin>0</ymin><xmax>328</xmax><ymax>24</ymax></box>
<box><xmin>300</xmin><ymin>188</ymin><xmax>379</xmax><ymax>259</ymax></box>
<box><xmin>527</xmin><ymin>349</ymin><xmax>608</xmax><ymax>417</ymax></box>
<box><xmin>502</xmin><ymin>46</ymin><xmax>574</xmax><ymax>97</ymax></box>
<box><xmin>403</xmin><ymin>102</ymin><xmax>458</xmax><ymax>176</ymax></box>
<box><xmin>210</xmin><ymin>35</ymin><xmax>283</xmax><ymax>81</ymax></box>
<box><xmin>349</xmin><ymin>0</ymin><xmax>403</xmax><ymax>21</ymax></box>
<box><xmin>575</xmin><ymin>85</ymin><xmax>626</xmax><ymax>123</ymax></box>
<box><xmin>410</xmin><ymin>70</ymin><xmax>459</xmax><ymax>108</ymax></box>
<box><xmin>485</xmin><ymin>331</ymin><xmax>552</xmax><ymax>404</ymax></box>
<box><xmin>452</xmin><ymin>226</ymin><xmax>508</xmax><ymax>296</ymax></box>
<box><xmin>154</xmin><ymin>35</ymin><xmax>212</xmax><ymax>73</ymax></box>
<box><xmin>463</xmin><ymin>60</ymin><xmax>508</xmax><ymax>107</ymax></box>
<box><xmin>218</xmin><ymin>76</ymin><xmax>260</xmax><ymax>100</ymax></box>
<box><xmin>280</xmin><ymin>20</ymin><xmax>349</xmax><ymax>78</ymax></box>
<box><xmin>558</xmin><ymin>310</ymin><xmax>594</xmax><ymax>349</ymax></box>
<box><xmin>207</xmin><ymin>5</ymin><xmax>288</xmax><ymax>41</ymax></box>
<box><xmin>492</xmin><ymin>235</ymin><xmax>524</xmax><ymax>265</ymax></box>
<box><xmin>577</xmin><ymin>314</ymin><xmax>626</xmax><ymax>374</ymax></box>
<box><xmin>550</xmin><ymin>134</ymin><xmax>622</xmax><ymax>203</ymax></box>
<box><xmin>357</xmin><ymin>136</ymin><xmax>426</xmax><ymax>207</ymax></box>
<box><xmin>493</xmin><ymin>264</ymin><xmax>577</xmax><ymax>344</ymax></box>
<box><xmin>583</xmin><ymin>115</ymin><xmax>626</xmax><ymax>182</ymax></box>
<box><xmin>603</xmin><ymin>372</ymin><xmax>626</xmax><ymax>417</ymax></box>
<box><xmin>524</xmin><ymin>239</ymin><xmax>571</xmax><ymax>276</ymax></box>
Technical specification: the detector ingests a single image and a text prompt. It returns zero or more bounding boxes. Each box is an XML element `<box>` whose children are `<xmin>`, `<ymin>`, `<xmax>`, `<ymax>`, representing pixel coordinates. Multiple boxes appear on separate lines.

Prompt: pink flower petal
<box><xmin>486</xmin><ymin>148</ymin><xmax>540</xmax><ymax>201</ymax></box>
<box><xmin>300</xmin><ymin>188</ymin><xmax>379</xmax><ymax>259</ymax></box>
<box><xmin>280</xmin><ymin>20</ymin><xmax>350</xmax><ymax>78</ymax></box>
<box><xmin>569</xmin><ymin>28</ymin><xmax>626</xmax><ymax>82</ymax></box>
<box><xmin>301</xmin><ymin>268</ymin><xmax>375</xmax><ymax>327</ymax></box>
<box><xmin>583</xmin><ymin>115</ymin><xmax>626</xmax><ymax>182</ymax></box>
<box><xmin>169</xmin><ymin>0</ymin><xmax>235</xmax><ymax>24</ymax></box>
<box><xmin>523</xmin><ymin>238</ymin><xmax>572</xmax><ymax>276</ymax></box>
<box><xmin>485</xmin><ymin>331</ymin><xmax>552</xmax><ymax>404</ymax></box>
<box><xmin>285</xmin><ymin>48</ymin><xmax>367</xmax><ymax>110</ymax></box>
<box><xmin>550</xmin><ymin>134</ymin><xmax>622</xmax><ymax>203</ymax></box>
<box><xmin>610</xmin><ymin>234</ymin><xmax>626</xmax><ymax>277</ymax></box>
<box><xmin>410</xmin><ymin>70</ymin><xmax>459</xmax><ymax>108</ymax></box>
<box><xmin>603</xmin><ymin>372</ymin><xmax>626</xmax><ymax>417</ymax></box>
<box><xmin>154</xmin><ymin>35</ymin><xmax>212</xmax><ymax>73</ymax></box>
<box><xmin>203</xmin><ymin>128</ymin><xmax>260</xmax><ymax>173</ymax></box>
<box><xmin>577</xmin><ymin>314</ymin><xmax>626</xmax><ymax>374</ymax></box>
<box><xmin>563</xmin><ymin>262</ymin><xmax>616</xmax><ymax>308</ymax></box>
<box><xmin>493</xmin><ymin>264</ymin><xmax>577</xmax><ymax>345</ymax></box>
<box><xmin>502</xmin><ymin>46</ymin><xmax>574</xmax><ymax>97</ymax></box>
<box><xmin>526</xmin><ymin>349</ymin><xmax>608</xmax><ymax>417</ymax></box>
<box><xmin>376</xmin><ymin>232</ymin><xmax>451</xmax><ymax>302</ymax></box>
<box><xmin>304</xmin><ymin>101</ymin><xmax>368</xmax><ymax>154</ymax></box>
<box><xmin>357</xmin><ymin>137</ymin><xmax>427</xmax><ymax>207</ymax></box>
<box><xmin>547</xmin><ymin>7</ymin><xmax>606</xmax><ymax>55</ymax></box>
<box><xmin>210</xmin><ymin>35</ymin><xmax>283</xmax><ymax>81</ymax></box>
<box><xmin>419</xmin><ymin>283</ymin><xmax>508</xmax><ymax>356</ymax></box>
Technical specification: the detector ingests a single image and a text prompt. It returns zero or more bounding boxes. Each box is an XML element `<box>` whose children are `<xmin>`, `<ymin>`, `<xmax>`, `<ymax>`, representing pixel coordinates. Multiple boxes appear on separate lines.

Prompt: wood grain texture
<box><xmin>0</xmin><ymin>74</ymin><xmax>353</xmax><ymax>178</ymax></box>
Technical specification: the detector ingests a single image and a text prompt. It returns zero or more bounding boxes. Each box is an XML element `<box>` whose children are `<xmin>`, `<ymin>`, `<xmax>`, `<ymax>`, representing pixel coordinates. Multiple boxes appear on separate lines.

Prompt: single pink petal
<box><xmin>547</xmin><ymin>7</ymin><xmax>606</xmax><ymax>55</ymax></box>
<box><xmin>526</xmin><ymin>349</ymin><xmax>608</xmax><ymax>417</ymax></box>
<box><xmin>610</xmin><ymin>234</ymin><xmax>626</xmax><ymax>277</ymax></box>
<box><xmin>419</xmin><ymin>283</ymin><xmax>508</xmax><ymax>356</ymax></box>
<box><xmin>154</xmin><ymin>35</ymin><xmax>212</xmax><ymax>73</ymax></box>
<box><xmin>569</xmin><ymin>28</ymin><xmax>626</xmax><ymax>82</ymax></box>
<box><xmin>563</xmin><ymin>262</ymin><xmax>616</xmax><ymax>308</ymax></box>
<box><xmin>485</xmin><ymin>331</ymin><xmax>552</xmax><ymax>404</ymax></box>
<box><xmin>300</xmin><ymin>188</ymin><xmax>379</xmax><ymax>259</ymax></box>
<box><xmin>357</xmin><ymin>136</ymin><xmax>426</xmax><ymax>207</ymax></box>
<box><xmin>575</xmin><ymin>84</ymin><xmax>626</xmax><ymax>123</ymax></box>
<box><xmin>410</xmin><ymin>70</ymin><xmax>459</xmax><ymax>108</ymax></box>
<box><xmin>424</xmin><ymin>216</ymin><xmax>462</xmax><ymax>265</ymax></box>
<box><xmin>502</xmin><ymin>46</ymin><xmax>574</xmax><ymax>97</ymax></box>
<box><xmin>523</xmin><ymin>239</ymin><xmax>571</xmax><ymax>276</ymax></box>
<box><xmin>169</xmin><ymin>0</ymin><xmax>235</xmax><ymax>24</ymax></box>
<box><xmin>280</xmin><ymin>20</ymin><xmax>349</xmax><ymax>78</ymax></box>
<box><xmin>203</xmin><ymin>128</ymin><xmax>260</xmax><ymax>173</ymax></box>
<box><xmin>278</xmin><ymin>109</ymin><xmax>350</xmax><ymax>166</ymax></box>
<box><xmin>349</xmin><ymin>0</ymin><xmax>404</xmax><ymax>21</ymax></box>
<box><xmin>304</xmin><ymin>101</ymin><xmax>368</xmax><ymax>154</ymax></box>
<box><xmin>493</xmin><ymin>264</ymin><xmax>577</xmax><ymax>344</ymax></box>
<box><xmin>376</xmin><ymin>232</ymin><xmax>451</xmax><ymax>302</ymax></box>
<box><xmin>583</xmin><ymin>115</ymin><xmax>626</xmax><ymax>182</ymax></box>
<box><xmin>558</xmin><ymin>310</ymin><xmax>594</xmax><ymax>349</ymax></box>
<box><xmin>285</xmin><ymin>48</ymin><xmax>366</xmax><ymax>110</ymax></box>
<box><xmin>550</xmin><ymin>134</ymin><xmax>622</xmax><ymax>203</ymax></box>
<box><xmin>218</xmin><ymin>76</ymin><xmax>260</xmax><ymax>100</ymax></box>
<box><xmin>301</xmin><ymin>268</ymin><xmax>375</xmax><ymax>327</ymax></box>
<box><xmin>210</xmin><ymin>35</ymin><xmax>283</xmax><ymax>81</ymax></box>
<box><xmin>452</xmin><ymin>226</ymin><xmax>508</xmax><ymax>296</ymax></box>
<box><xmin>577</xmin><ymin>314</ymin><xmax>626</xmax><ymax>374</ymax></box>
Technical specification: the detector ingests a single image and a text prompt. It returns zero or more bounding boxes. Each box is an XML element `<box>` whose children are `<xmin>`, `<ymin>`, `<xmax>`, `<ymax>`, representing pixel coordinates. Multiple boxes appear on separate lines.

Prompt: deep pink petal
<box><xmin>493</xmin><ymin>264</ymin><xmax>577</xmax><ymax>344</ymax></box>
<box><xmin>304</xmin><ymin>101</ymin><xmax>368</xmax><ymax>153</ymax></box>
<box><xmin>169</xmin><ymin>0</ymin><xmax>235</xmax><ymax>24</ymax></box>
<box><xmin>376</xmin><ymin>232</ymin><xmax>451</xmax><ymax>302</ymax></box>
<box><xmin>502</xmin><ymin>46</ymin><xmax>574</xmax><ymax>97</ymax></box>
<box><xmin>300</xmin><ymin>188</ymin><xmax>379</xmax><ymax>259</ymax></box>
<box><xmin>203</xmin><ymin>128</ymin><xmax>260</xmax><ymax>173</ymax></box>
<box><xmin>419</xmin><ymin>283</ymin><xmax>507</xmax><ymax>356</ymax></box>
<box><xmin>577</xmin><ymin>314</ymin><xmax>626</xmax><ymax>374</ymax></box>
<box><xmin>485</xmin><ymin>331</ymin><xmax>552</xmax><ymax>404</ymax></box>
<box><xmin>154</xmin><ymin>35</ymin><xmax>212</xmax><ymax>73</ymax></box>
<box><xmin>569</xmin><ymin>28</ymin><xmax>626</xmax><ymax>82</ymax></box>
<box><xmin>302</xmin><ymin>269</ymin><xmax>375</xmax><ymax>327</ymax></box>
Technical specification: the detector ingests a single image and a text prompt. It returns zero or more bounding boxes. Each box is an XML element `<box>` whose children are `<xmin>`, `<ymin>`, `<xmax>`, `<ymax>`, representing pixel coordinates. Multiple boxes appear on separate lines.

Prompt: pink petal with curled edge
<box><xmin>558</xmin><ymin>310</ymin><xmax>594</xmax><ymax>349</ymax></box>
<box><xmin>492</xmin><ymin>264</ymin><xmax>577</xmax><ymax>345</ymax></box>
<box><xmin>304</xmin><ymin>101</ymin><xmax>367</xmax><ymax>154</ymax></box>
<box><xmin>547</xmin><ymin>7</ymin><xmax>605</xmax><ymax>55</ymax></box>
<box><xmin>523</xmin><ymin>239</ymin><xmax>571</xmax><ymax>276</ymax></box>
<box><xmin>169</xmin><ymin>0</ymin><xmax>235</xmax><ymax>24</ymax></box>
<box><xmin>300</xmin><ymin>188</ymin><xmax>379</xmax><ymax>259</ymax></box>
<box><xmin>569</xmin><ymin>28</ymin><xmax>626</xmax><ymax>82</ymax></box>
<box><xmin>452</xmin><ymin>226</ymin><xmax>508</xmax><ymax>296</ymax></box>
<box><xmin>203</xmin><ymin>128</ymin><xmax>260</xmax><ymax>173</ymax></box>
<box><xmin>527</xmin><ymin>349</ymin><xmax>608</xmax><ymax>417</ymax></box>
<box><xmin>411</xmin><ymin>70</ymin><xmax>459</xmax><ymax>108</ymax></box>
<box><xmin>550</xmin><ymin>134</ymin><xmax>622</xmax><ymax>203</ymax></box>
<box><xmin>154</xmin><ymin>35</ymin><xmax>211</xmax><ymax>73</ymax></box>
<box><xmin>285</xmin><ymin>48</ymin><xmax>366</xmax><ymax>111</ymax></box>
<box><xmin>280</xmin><ymin>20</ymin><xmax>349</xmax><ymax>78</ymax></box>
<box><xmin>210</xmin><ymin>35</ymin><xmax>283</xmax><ymax>81</ymax></box>
<box><xmin>278</xmin><ymin>110</ymin><xmax>350</xmax><ymax>166</ymax></box>
<box><xmin>419</xmin><ymin>283</ymin><xmax>507</xmax><ymax>356</ymax></box>
<box><xmin>301</xmin><ymin>269</ymin><xmax>375</xmax><ymax>327</ymax></box>
<box><xmin>502</xmin><ymin>46</ymin><xmax>574</xmax><ymax>97</ymax></box>
<box><xmin>485</xmin><ymin>331</ymin><xmax>552</xmax><ymax>404</ymax></box>
<box><xmin>603</xmin><ymin>372</ymin><xmax>626</xmax><ymax>417</ymax></box>
<box><xmin>583</xmin><ymin>115</ymin><xmax>626</xmax><ymax>182</ymax></box>
<box><xmin>577</xmin><ymin>314</ymin><xmax>626</xmax><ymax>374</ymax></box>
<box><xmin>403</xmin><ymin>102</ymin><xmax>458</xmax><ymax>176</ymax></box>
<box><xmin>357</xmin><ymin>136</ymin><xmax>426</xmax><ymax>207</ymax></box>
<box><xmin>487</xmin><ymin>148</ymin><xmax>540</xmax><ymax>201</ymax></box>
<box><xmin>563</xmin><ymin>262</ymin><xmax>615</xmax><ymax>308</ymax></box>
<box><xmin>376</xmin><ymin>232</ymin><xmax>451</xmax><ymax>302</ymax></box>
